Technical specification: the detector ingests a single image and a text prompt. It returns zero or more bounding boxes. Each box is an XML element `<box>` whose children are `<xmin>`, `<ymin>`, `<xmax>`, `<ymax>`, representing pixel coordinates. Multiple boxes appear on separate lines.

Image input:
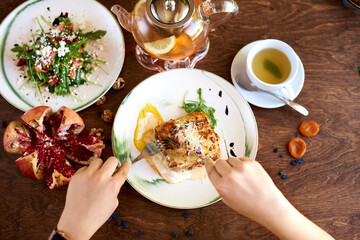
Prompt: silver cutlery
<box><xmin>235</xmin><ymin>74</ymin><xmax>309</xmax><ymax>116</ymax></box>
<box><xmin>131</xmin><ymin>140</ymin><xmax>170</xmax><ymax>164</ymax></box>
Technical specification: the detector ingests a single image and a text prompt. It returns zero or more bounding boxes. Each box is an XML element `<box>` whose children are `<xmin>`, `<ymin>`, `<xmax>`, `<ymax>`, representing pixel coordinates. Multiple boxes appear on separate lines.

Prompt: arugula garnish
<box><xmin>83</xmin><ymin>30</ymin><xmax>107</xmax><ymax>40</ymax></box>
<box><xmin>181</xmin><ymin>88</ymin><xmax>217</xmax><ymax>129</ymax></box>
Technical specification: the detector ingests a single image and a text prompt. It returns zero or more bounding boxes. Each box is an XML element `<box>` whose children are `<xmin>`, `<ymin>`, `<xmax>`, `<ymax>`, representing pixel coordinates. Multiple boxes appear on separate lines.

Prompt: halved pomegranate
<box><xmin>3</xmin><ymin>106</ymin><xmax>105</xmax><ymax>189</ymax></box>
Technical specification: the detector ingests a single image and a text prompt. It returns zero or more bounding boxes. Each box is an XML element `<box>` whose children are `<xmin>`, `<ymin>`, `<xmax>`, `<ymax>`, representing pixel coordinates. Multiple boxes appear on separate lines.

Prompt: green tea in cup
<box><xmin>251</xmin><ymin>48</ymin><xmax>291</xmax><ymax>84</ymax></box>
<box><xmin>246</xmin><ymin>39</ymin><xmax>299</xmax><ymax>92</ymax></box>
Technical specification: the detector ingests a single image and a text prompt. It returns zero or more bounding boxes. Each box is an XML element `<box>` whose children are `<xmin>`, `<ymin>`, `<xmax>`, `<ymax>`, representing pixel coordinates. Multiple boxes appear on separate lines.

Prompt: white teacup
<box><xmin>246</xmin><ymin>39</ymin><xmax>299</xmax><ymax>97</ymax></box>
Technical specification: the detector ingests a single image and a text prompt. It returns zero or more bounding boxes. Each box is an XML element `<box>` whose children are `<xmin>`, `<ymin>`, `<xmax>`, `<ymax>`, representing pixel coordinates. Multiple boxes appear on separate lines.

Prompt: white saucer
<box><xmin>231</xmin><ymin>40</ymin><xmax>305</xmax><ymax>109</ymax></box>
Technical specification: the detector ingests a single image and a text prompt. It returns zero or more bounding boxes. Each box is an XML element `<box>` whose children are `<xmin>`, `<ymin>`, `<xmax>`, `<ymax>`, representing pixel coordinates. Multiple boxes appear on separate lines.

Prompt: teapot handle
<box><xmin>199</xmin><ymin>0</ymin><xmax>239</xmax><ymax>28</ymax></box>
<box><xmin>111</xmin><ymin>5</ymin><xmax>132</xmax><ymax>32</ymax></box>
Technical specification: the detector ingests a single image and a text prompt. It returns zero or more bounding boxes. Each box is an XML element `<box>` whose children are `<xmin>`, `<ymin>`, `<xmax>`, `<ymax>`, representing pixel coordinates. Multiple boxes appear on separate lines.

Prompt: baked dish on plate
<box><xmin>147</xmin><ymin>111</ymin><xmax>222</xmax><ymax>184</ymax></box>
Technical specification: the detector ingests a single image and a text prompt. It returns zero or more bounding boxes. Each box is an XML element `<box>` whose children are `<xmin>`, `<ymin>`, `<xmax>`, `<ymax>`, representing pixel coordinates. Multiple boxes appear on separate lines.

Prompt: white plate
<box><xmin>0</xmin><ymin>0</ymin><xmax>125</xmax><ymax>112</ymax></box>
<box><xmin>112</xmin><ymin>69</ymin><xmax>258</xmax><ymax>209</ymax></box>
<box><xmin>231</xmin><ymin>40</ymin><xmax>305</xmax><ymax>109</ymax></box>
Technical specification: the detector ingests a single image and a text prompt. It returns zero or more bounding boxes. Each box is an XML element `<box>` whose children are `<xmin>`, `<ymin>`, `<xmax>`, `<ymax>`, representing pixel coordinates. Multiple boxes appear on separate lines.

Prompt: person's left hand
<box><xmin>57</xmin><ymin>157</ymin><xmax>131</xmax><ymax>240</ymax></box>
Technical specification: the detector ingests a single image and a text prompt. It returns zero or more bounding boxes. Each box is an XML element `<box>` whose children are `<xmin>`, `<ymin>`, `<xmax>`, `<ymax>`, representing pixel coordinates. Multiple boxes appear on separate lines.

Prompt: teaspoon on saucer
<box><xmin>235</xmin><ymin>74</ymin><xmax>309</xmax><ymax>116</ymax></box>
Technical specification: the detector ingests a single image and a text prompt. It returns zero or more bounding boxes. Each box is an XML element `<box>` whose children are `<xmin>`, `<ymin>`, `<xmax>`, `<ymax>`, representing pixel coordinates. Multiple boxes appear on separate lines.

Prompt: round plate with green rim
<box><xmin>0</xmin><ymin>0</ymin><xmax>125</xmax><ymax>112</ymax></box>
<box><xmin>112</xmin><ymin>69</ymin><xmax>258</xmax><ymax>209</ymax></box>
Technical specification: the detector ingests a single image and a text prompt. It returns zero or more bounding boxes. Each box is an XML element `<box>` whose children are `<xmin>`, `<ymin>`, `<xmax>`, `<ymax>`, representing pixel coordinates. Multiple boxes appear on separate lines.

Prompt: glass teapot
<box><xmin>111</xmin><ymin>0</ymin><xmax>238</xmax><ymax>71</ymax></box>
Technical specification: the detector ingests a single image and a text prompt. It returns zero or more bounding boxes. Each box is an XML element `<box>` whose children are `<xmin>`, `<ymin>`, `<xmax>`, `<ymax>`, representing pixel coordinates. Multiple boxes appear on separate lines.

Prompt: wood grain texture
<box><xmin>1</xmin><ymin>0</ymin><xmax>360</xmax><ymax>239</ymax></box>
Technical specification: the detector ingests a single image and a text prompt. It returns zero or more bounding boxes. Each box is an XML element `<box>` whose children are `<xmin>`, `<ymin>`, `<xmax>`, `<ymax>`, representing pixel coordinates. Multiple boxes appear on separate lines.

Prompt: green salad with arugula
<box><xmin>11</xmin><ymin>13</ymin><xmax>106</xmax><ymax>102</ymax></box>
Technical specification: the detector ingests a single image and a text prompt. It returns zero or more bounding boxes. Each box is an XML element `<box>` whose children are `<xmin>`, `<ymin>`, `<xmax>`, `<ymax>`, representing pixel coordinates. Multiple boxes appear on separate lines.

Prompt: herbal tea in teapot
<box><xmin>132</xmin><ymin>0</ymin><xmax>209</xmax><ymax>61</ymax></box>
<box><xmin>111</xmin><ymin>0</ymin><xmax>238</xmax><ymax>71</ymax></box>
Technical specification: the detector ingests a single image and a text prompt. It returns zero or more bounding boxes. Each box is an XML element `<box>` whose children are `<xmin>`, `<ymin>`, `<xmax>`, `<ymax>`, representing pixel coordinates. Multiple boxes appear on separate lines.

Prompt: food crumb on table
<box><xmin>112</xmin><ymin>77</ymin><xmax>125</xmax><ymax>90</ymax></box>
<box><xmin>101</xmin><ymin>109</ymin><xmax>115</xmax><ymax>123</ymax></box>
<box><xmin>95</xmin><ymin>95</ymin><xmax>106</xmax><ymax>105</ymax></box>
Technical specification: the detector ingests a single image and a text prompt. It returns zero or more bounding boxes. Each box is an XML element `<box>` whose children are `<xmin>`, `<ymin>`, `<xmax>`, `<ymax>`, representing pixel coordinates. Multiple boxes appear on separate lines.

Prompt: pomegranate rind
<box><xmin>15</xmin><ymin>152</ymin><xmax>44</xmax><ymax>180</ymax></box>
<box><xmin>46</xmin><ymin>169</ymin><xmax>72</xmax><ymax>189</ymax></box>
<box><xmin>3</xmin><ymin>120</ymin><xmax>31</xmax><ymax>154</ymax></box>
<box><xmin>54</xmin><ymin>106</ymin><xmax>85</xmax><ymax>137</ymax></box>
<box><xmin>21</xmin><ymin>106</ymin><xmax>52</xmax><ymax>133</ymax></box>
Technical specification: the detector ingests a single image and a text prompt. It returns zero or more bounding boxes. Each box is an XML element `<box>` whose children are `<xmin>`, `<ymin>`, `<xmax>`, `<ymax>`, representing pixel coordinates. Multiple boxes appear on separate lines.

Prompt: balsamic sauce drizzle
<box><xmin>230</xmin><ymin>149</ymin><xmax>237</xmax><ymax>157</ymax></box>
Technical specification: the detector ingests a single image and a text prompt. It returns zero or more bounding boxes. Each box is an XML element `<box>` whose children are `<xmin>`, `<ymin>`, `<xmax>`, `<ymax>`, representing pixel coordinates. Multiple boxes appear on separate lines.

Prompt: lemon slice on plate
<box><xmin>144</xmin><ymin>36</ymin><xmax>176</xmax><ymax>55</ymax></box>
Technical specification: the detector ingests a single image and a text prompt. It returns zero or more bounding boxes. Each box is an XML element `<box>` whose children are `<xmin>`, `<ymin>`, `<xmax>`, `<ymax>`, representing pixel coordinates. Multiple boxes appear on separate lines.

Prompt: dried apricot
<box><xmin>299</xmin><ymin>120</ymin><xmax>319</xmax><ymax>137</ymax></box>
<box><xmin>288</xmin><ymin>138</ymin><xmax>306</xmax><ymax>159</ymax></box>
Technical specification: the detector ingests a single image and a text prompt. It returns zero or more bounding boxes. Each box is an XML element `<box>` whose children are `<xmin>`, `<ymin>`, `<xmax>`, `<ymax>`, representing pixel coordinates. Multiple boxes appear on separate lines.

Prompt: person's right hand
<box><xmin>205</xmin><ymin>157</ymin><xmax>334</xmax><ymax>240</ymax></box>
<box><xmin>205</xmin><ymin>157</ymin><xmax>285</xmax><ymax>223</ymax></box>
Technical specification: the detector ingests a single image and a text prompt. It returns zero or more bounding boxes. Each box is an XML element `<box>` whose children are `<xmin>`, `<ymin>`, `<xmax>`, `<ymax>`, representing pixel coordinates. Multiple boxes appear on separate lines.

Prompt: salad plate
<box><xmin>112</xmin><ymin>69</ymin><xmax>258</xmax><ymax>209</ymax></box>
<box><xmin>0</xmin><ymin>0</ymin><xmax>125</xmax><ymax>112</ymax></box>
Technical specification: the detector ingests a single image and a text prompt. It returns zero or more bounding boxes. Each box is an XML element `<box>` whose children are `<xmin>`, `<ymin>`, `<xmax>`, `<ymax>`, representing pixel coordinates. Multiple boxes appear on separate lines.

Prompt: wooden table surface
<box><xmin>1</xmin><ymin>0</ymin><xmax>359</xmax><ymax>239</ymax></box>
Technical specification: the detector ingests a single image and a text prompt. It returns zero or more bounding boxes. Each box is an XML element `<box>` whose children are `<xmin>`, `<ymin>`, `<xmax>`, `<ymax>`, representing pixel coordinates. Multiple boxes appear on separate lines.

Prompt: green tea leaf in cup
<box><xmin>263</xmin><ymin>59</ymin><xmax>282</xmax><ymax>79</ymax></box>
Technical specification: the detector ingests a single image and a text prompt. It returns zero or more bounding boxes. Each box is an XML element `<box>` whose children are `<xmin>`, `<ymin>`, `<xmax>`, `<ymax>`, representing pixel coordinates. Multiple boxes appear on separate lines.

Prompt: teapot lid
<box><xmin>146</xmin><ymin>0</ymin><xmax>194</xmax><ymax>28</ymax></box>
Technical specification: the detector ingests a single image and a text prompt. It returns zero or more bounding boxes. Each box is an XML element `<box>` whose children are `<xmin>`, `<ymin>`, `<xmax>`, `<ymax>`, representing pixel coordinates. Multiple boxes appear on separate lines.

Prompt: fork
<box><xmin>131</xmin><ymin>140</ymin><xmax>170</xmax><ymax>164</ymax></box>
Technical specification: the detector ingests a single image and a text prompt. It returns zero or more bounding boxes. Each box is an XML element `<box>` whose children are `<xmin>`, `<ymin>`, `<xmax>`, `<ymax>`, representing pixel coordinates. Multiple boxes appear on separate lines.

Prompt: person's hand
<box><xmin>57</xmin><ymin>157</ymin><xmax>131</xmax><ymax>240</ymax></box>
<box><xmin>205</xmin><ymin>157</ymin><xmax>284</xmax><ymax>223</ymax></box>
<box><xmin>205</xmin><ymin>157</ymin><xmax>334</xmax><ymax>240</ymax></box>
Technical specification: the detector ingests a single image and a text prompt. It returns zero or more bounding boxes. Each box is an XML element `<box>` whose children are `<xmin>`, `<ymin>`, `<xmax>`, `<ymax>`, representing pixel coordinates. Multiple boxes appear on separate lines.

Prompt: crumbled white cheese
<box><xmin>39</xmin><ymin>37</ymin><xmax>46</xmax><ymax>43</ymax></box>
<box><xmin>175</xmin><ymin>120</ymin><xmax>204</xmax><ymax>154</ymax></box>
<box><xmin>36</xmin><ymin>45</ymin><xmax>52</xmax><ymax>57</ymax></box>
<box><xmin>50</xmin><ymin>28</ymin><xmax>60</xmax><ymax>37</ymax></box>
<box><xmin>57</xmin><ymin>41</ymin><xmax>70</xmax><ymax>57</ymax></box>
<box><xmin>66</xmin><ymin>34</ymin><xmax>77</xmax><ymax>42</ymax></box>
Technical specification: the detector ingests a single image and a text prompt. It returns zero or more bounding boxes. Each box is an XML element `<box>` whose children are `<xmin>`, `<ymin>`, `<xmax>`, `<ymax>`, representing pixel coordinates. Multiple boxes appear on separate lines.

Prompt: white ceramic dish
<box><xmin>0</xmin><ymin>0</ymin><xmax>125</xmax><ymax>112</ymax></box>
<box><xmin>231</xmin><ymin>40</ymin><xmax>305</xmax><ymax>109</ymax></box>
<box><xmin>112</xmin><ymin>69</ymin><xmax>258</xmax><ymax>209</ymax></box>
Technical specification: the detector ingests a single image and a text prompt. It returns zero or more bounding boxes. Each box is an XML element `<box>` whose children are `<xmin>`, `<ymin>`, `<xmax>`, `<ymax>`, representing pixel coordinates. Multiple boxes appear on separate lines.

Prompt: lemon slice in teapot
<box><xmin>144</xmin><ymin>36</ymin><xmax>176</xmax><ymax>55</ymax></box>
<box><xmin>134</xmin><ymin>0</ymin><xmax>146</xmax><ymax>17</ymax></box>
